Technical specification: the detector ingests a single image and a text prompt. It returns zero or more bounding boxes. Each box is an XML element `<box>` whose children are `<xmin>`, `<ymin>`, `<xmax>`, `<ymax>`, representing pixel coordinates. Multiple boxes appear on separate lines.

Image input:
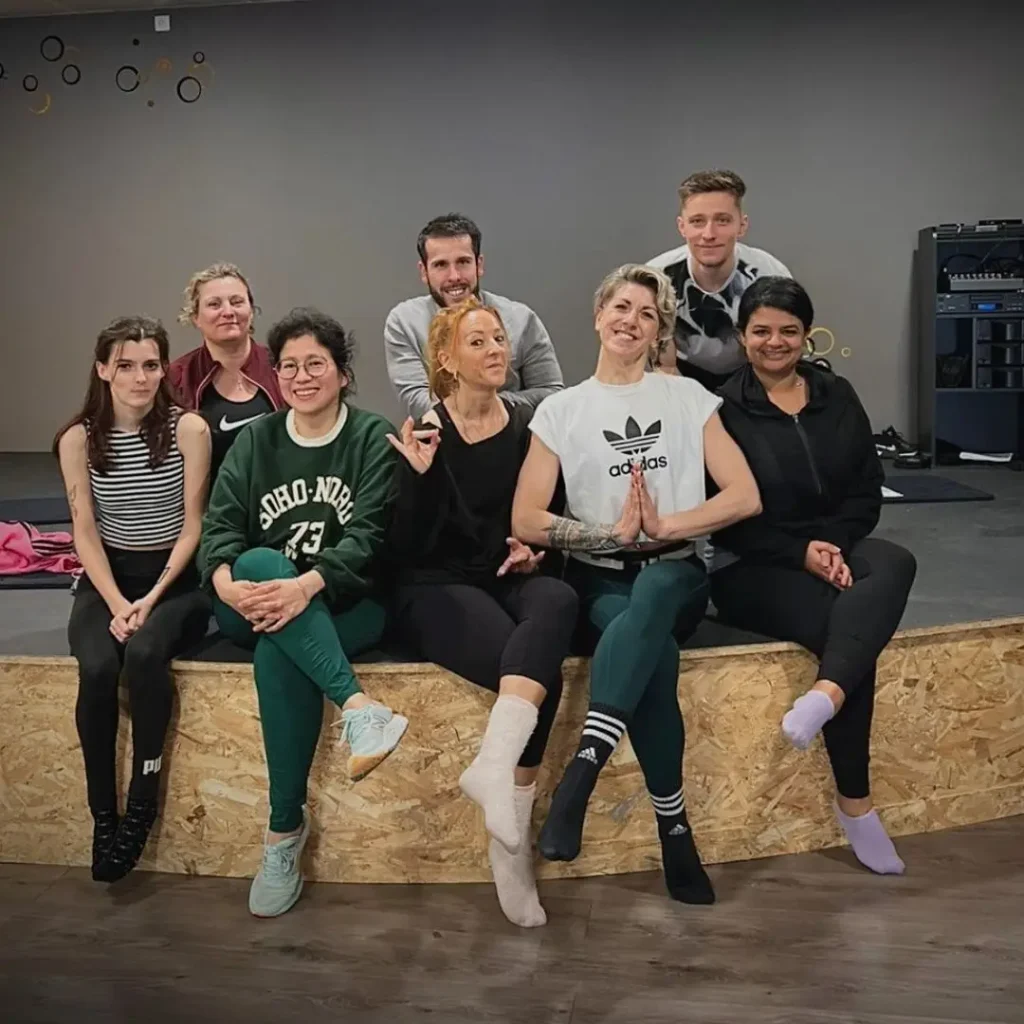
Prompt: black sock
<box><xmin>538</xmin><ymin>705</ymin><xmax>627</xmax><ymax>862</ymax></box>
<box><xmin>651</xmin><ymin>789</ymin><xmax>715</xmax><ymax>905</ymax></box>
<box><xmin>91</xmin><ymin>809</ymin><xmax>120</xmax><ymax>871</ymax></box>
<box><xmin>93</xmin><ymin>798</ymin><xmax>157</xmax><ymax>884</ymax></box>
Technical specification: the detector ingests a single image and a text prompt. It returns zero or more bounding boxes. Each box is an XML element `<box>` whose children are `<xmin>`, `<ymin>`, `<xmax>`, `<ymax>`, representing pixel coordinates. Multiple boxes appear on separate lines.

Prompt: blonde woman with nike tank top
<box><xmin>168</xmin><ymin>262</ymin><xmax>285</xmax><ymax>480</ymax></box>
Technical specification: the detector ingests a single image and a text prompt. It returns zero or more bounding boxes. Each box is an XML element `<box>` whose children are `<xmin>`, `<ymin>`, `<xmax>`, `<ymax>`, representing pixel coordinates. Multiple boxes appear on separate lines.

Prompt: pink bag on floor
<box><xmin>0</xmin><ymin>520</ymin><xmax>81</xmax><ymax>576</ymax></box>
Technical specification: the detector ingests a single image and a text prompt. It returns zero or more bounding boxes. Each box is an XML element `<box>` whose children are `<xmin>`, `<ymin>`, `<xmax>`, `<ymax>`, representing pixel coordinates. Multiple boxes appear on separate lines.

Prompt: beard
<box><xmin>428</xmin><ymin>282</ymin><xmax>482</xmax><ymax>308</ymax></box>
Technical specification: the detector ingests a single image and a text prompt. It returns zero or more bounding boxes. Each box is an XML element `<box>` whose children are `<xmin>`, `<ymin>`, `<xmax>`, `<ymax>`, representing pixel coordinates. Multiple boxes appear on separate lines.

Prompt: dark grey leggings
<box><xmin>710</xmin><ymin>538</ymin><xmax>917</xmax><ymax>799</ymax></box>
<box><xmin>394</xmin><ymin>575</ymin><xmax>578</xmax><ymax>768</ymax></box>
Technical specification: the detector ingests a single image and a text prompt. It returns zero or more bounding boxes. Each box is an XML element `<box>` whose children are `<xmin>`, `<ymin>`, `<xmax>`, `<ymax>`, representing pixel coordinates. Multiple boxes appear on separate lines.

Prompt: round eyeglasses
<box><xmin>275</xmin><ymin>356</ymin><xmax>330</xmax><ymax>380</ymax></box>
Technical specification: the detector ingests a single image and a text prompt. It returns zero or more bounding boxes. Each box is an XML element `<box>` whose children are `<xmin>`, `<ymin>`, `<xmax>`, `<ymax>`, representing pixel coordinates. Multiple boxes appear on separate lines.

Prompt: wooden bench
<box><xmin>1</xmin><ymin>617</ymin><xmax>1022</xmax><ymax>884</ymax></box>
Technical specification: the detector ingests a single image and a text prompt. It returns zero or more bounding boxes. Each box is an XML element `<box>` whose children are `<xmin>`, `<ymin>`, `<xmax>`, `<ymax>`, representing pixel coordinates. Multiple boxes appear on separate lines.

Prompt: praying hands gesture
<box><xmin>386</xmin><ymin>416</ymin><xmax>441</xmax><ymax>475</ymax></box>
<box><xmin>613</xmin><ymin>465</ymin><xmax>644</xmax><ymax>546</ymax></box>
<box><xmin>633</xmin><ymin>463</ymin><xmax>667</xmax><ymax>542</ymax></box>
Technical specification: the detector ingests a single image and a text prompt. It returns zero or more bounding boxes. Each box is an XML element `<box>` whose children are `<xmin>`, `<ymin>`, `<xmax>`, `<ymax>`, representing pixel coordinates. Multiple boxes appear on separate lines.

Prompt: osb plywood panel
<box><xmin>1</xmin><ymin>618</ymin><xmax>1022</xmax><ymax>884</ymax></box>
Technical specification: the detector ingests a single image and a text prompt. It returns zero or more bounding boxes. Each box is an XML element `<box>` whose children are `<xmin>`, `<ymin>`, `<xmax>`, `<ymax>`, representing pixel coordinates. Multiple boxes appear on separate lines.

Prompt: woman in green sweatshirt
<box><xmin>199</xmin><ymin>307</ymin><xmax>408</xmax><ymax>919</ymax></box>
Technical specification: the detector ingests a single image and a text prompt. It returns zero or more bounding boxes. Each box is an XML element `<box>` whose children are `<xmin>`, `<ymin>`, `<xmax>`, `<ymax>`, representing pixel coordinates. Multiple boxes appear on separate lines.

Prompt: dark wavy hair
<box><xmin>738</xmin><ymin>276</ymin><xmax>815</xmax><ymax>334</ymax></box>
<box><xmin>267</xmin><ymin>307</ymin><xmax>356</xmax><ymax>399</ymax></box>
<box><xmin>416</xmin><ymin>212</ymin><xmax>482</xmax><ymax>263</ymax></box>
<box><xmin>53</xmin><ymin>316</ymin><xmax>176</xmax><ymax>474</ymax></box>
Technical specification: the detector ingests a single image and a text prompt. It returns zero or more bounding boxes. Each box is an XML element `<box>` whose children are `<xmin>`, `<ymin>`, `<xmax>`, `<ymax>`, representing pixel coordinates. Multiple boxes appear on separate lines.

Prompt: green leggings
<box><xmin>567</xmin><ymin>556</ymin><xmax>709</xmax><ymax>796</ymax></box>
<box><xmin>213</xmin><ymin>547</ymin><xmax>385</xmax><ymax>833</ymax></box>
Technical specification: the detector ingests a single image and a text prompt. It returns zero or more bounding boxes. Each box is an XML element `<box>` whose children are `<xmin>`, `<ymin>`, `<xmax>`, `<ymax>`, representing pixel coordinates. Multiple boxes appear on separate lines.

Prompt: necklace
<box><xmin>449</xmin><ymin>396</ymin><xmax>504</xmax><ymax>443</ymax></box>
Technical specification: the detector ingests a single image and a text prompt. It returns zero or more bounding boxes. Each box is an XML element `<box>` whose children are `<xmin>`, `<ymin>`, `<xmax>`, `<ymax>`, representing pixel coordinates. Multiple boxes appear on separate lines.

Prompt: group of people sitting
<box><xmin>54</xmin><ymin>169</ymin><xmax>917</xmax><ymax>929</ymax></box>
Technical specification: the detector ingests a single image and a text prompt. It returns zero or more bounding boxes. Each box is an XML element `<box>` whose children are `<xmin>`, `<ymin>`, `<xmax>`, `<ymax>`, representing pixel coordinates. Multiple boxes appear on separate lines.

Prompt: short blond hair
<box><xmin>178</xmin><ymin>262</ymin><xmax>258</xmax><ymax>335</ymax></box>
<box><xmin>594</xmin><ymin>264</ymin><xmax>677</xmax><ymax>361</ymax></box>
<box><xmin>426</xmin><ymin>296</ymin><xmax>507</xmax><ymax>401</ymax></box>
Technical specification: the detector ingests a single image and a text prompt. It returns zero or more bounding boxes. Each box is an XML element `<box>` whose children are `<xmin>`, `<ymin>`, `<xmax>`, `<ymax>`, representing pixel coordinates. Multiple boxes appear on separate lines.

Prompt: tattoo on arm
<box><xmin>156</xmin><ymin>566</ymin><xmax>170</xmax><ymax>586</ymax></box>
<box><xmin>545</xmin><ymin>515</ymin><xmax>620</xmax><ymax>552</ymax></box>
<box><xmin>67</xmin><ymin>484</ymin><xmax>78</xmax><ymax>521</ymax></box>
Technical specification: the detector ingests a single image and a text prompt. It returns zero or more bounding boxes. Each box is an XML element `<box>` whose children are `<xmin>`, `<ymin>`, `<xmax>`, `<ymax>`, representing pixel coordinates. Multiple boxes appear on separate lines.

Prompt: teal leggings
<box><xmin>567</xmin><ymin>557</ymin><xmax>709</xmax><ymax>795</ymax></box>
<box><xmin>213</xmin><ymin>547</ymin><xmax>385</xmax><ymax>832</ymax></box>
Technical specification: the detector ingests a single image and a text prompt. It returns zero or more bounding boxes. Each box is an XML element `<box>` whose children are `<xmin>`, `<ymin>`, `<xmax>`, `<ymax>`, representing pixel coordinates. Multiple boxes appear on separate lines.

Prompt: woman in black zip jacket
<box><xmin>708</xmin><ymin>277</ymin><xmax>916</xmax><ymax>876</ymax></box>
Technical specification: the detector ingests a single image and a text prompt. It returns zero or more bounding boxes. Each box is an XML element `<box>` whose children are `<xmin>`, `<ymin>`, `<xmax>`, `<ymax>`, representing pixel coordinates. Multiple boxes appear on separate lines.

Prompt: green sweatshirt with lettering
<box><xmin>198</xmin><ymin>404</ymin><xmax>398</xmax><ymax>610</ymax></box>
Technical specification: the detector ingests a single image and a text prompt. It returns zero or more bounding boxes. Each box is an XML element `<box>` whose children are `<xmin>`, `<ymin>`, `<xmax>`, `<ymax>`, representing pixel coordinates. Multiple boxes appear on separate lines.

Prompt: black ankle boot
<box><xmin>93</xmin><ymin>798</ymin><xmax>158</xmax><ymax>884</ymax></box>
<box><xmin>91</xmin><ymin>809</ymin><xmax>120</xmax><ymax>874</ymax></box>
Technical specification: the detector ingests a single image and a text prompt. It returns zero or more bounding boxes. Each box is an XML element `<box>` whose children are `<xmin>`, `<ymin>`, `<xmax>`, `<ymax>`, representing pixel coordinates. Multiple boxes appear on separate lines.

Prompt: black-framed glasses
<box><xmin>275</xmin><ymin>356</ymin><xmax>330</xmax><ymax>380</ymax></box>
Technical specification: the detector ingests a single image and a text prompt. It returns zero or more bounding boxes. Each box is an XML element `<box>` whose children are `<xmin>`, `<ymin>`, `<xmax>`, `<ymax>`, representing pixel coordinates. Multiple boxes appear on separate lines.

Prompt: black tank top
<box><xmin>199</xmin><ymin>386</ymin><xmax>274</xmax><ymax>479</ymax></box>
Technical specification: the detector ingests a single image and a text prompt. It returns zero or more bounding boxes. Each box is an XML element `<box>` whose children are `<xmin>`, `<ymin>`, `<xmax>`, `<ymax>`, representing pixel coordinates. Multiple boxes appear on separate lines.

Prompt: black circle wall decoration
<box><xmin>40</xmin><ymin>35</ymin><xmax>65</xmax><ymax>62</ymax></box>
<box><xmin>176</xmin><ymin>75</ymin><xmax>201</xmax><ymax>103</ymax></box>
<box><xmin>23</xmin><ymin>74</ymin><xmax>39</xmax><ymax>92</ymax></box>
<box><xmin>132</xmin><ymin>38</ymin><xmax>140</xmax><ymax>46</ymax></box>
<box><xmin>116</xmin><ymin>65</ymin><xmax>140</xmax><ymax>93</ymax></box>
<box><xmin>61</xmin><ymin>64</ymin><xmax>81</xmax><ymax>86</ymax></box>
<box><xmin>192</xmin><ymin>51</ymin><xmax>205</xmax><ymax>64</ymax></box>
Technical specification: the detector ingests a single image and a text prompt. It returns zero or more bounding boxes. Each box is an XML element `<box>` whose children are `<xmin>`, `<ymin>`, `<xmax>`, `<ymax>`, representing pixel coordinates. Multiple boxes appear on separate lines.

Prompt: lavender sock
<box><xmin>781</xmin><ymin>689</ymin><xmax>836</xmax><ymax>750</ymax></box>
<box><xmin>835</xmin><ymin>805</ymin><xmax>906</xmax><ymax>875</ymax></box>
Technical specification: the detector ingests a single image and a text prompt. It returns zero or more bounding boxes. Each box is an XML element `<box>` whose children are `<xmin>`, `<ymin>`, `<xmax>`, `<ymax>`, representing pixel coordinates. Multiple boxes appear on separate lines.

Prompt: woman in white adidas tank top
<box><xmin>54</xmin><ymin>316</ymin><xmax>212</xmax><ymax>886</ymax></box>
<box><xmin>512</xmin><ymin>264</ymin><xmax>761</xmax><ymax>905</ymax></box>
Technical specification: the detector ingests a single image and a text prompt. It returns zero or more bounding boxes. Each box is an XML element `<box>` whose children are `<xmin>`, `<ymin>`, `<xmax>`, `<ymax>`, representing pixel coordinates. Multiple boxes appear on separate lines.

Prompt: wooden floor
<box><xmin>2</xmin><ymin>818</ymin><xmax>1023</xmax><ymax>1024</ymax></box>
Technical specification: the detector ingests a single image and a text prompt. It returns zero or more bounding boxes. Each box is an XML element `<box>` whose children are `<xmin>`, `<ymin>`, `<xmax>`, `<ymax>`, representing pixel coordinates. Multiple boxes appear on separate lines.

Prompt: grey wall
<box><xmin>2</xmin><ymin>0</ymin><xmax>1022</xmax><ymax>450</ymax></box>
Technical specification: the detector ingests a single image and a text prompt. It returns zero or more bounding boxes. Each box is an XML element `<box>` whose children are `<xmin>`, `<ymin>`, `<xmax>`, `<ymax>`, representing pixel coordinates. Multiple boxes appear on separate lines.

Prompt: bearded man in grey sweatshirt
<box><xmin>384</xmin><ymin>213</ymin><xmax>564</xmax><ymax>419</ymax></box>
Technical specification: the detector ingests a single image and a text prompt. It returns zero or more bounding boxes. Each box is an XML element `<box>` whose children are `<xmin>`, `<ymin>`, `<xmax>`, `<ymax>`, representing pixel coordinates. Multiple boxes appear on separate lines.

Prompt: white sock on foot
<box><xmin>490</xmin><ymin>784</ymin><xmax>546</xmax><ymax>928</ymax></box>
<box><xmin>459</xmin><ymin>694</ymin><xmax>539</xmax><ymax>852</ymax></box>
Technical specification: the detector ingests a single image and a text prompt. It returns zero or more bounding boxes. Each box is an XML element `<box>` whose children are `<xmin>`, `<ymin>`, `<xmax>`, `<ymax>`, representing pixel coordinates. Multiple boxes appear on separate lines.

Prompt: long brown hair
<box><xmin>426</xmin><ymin>296</ymin><xmax>507</xmax><ymax>401</ymax></box>
<box><xmin>53</xmin><ymin>316</ymin><xmax>177</xmax><ymax>474</ymax></box>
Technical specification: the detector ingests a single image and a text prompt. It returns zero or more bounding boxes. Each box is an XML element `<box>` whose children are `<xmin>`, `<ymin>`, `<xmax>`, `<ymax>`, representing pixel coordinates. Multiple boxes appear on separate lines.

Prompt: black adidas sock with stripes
<box><xmin>651</xmin><ymin>789</ymin><xmax>715</xmax><ymax>905</ymax></box>
<box><xmin>538</xmin><ymin>705</ymin><xmax>627</xmax><ymax>862</ymax></box>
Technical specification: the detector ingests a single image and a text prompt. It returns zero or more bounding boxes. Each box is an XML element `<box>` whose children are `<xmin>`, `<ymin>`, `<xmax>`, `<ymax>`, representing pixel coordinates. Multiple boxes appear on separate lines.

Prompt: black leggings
<box><xmin>710</xmin><ymin>538</ymin><xmax>917</xmax><ymax>799</ymax></box>
<box><xmin>68</xmin><ymin>547</ymin><xmax>211</xmax><ymax>814</ymax></box>
<box><xmin>394</xmin><ymin>575</ymin><xmax>579</xmax><ymax>768</ymax></box>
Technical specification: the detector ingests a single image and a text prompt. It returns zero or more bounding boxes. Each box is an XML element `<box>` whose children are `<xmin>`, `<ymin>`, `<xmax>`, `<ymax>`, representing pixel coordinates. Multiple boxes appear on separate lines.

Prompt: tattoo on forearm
<box><xmin>156</xmin><ymin>566</ymin><xmax>170</xmax><ymax>585</ymax></box>
<box><xmin>67</xmin><ymin>484</ymin><xmax>77</xmax><ymax>521</ymax></box>
<box><xmin>545</xmin><ymin>515</ymin><xmax>620</xmax><ymax>552</ymax></box>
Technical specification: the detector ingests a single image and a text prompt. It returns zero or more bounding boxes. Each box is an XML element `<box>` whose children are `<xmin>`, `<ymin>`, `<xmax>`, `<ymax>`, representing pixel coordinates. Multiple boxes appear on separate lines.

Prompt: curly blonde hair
<box><xmin>426</xmin><ymin>296</ymin><xmax>507</xmax><ymax>400</ymax></box>
<box><xmin>178</xmin><ymin>262</ymin><xmax>258</xmax><ymax>336</ymax></box>
<box><xmin>593</xmin><ymin>263</ymin><xmax>677</xmax><ymax>363</ymax></box>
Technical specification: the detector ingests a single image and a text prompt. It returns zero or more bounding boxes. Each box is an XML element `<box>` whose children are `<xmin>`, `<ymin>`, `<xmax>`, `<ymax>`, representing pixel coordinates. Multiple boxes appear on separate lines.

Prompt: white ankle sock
<box><xmin>489</xmin><ymin>783</ymin><xmax>546</xmax><ymax>928</ymax></box>
<box><xmin>459</xmin><ymin>694</ymin><xmax>539</xmax><ymax>852</ymax></box>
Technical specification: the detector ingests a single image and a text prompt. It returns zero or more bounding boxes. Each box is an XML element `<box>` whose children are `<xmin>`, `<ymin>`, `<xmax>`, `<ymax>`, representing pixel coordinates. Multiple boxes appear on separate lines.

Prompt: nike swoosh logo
<box><xmin>219</xmin><ymin>413</ymin><xmax>265</xmax><ymax>432</ymax></box>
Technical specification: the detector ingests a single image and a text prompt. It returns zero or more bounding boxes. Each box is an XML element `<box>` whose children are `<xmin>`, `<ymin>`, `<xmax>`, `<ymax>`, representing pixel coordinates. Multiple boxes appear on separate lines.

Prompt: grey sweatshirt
<box><xmin>384</xmin><ymin>289</ymin><xmax>564</xmax><ymax>420</ymax></box>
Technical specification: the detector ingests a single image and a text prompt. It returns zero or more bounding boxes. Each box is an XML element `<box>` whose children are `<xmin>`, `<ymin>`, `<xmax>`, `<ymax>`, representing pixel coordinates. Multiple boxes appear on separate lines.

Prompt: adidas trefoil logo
<box><xmin>667</xmin><ymin>822</ymin><xmax>689</xmax><ymax>837</ymax></box>
<box><xmin>577</xmin><ymin>746</ymin><xmax>599</xmax><ymax>764</ymax></box>
<box><xmin>603</xmin><ymin>416</ymin><xmax>662</xmax><ymax>457</ymax></box>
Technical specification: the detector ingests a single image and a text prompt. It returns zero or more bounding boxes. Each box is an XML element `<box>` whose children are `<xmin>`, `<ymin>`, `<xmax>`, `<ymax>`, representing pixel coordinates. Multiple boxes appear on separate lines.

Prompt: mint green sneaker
<box><xmin>341</xmin><ymin>702</ymin><xmax>409</xmax><ymax>781</ymax></box>
<box><xmin>248</xmin><ymin>808</ymin><xmax>310</xmax><ymax>918</ymax></box>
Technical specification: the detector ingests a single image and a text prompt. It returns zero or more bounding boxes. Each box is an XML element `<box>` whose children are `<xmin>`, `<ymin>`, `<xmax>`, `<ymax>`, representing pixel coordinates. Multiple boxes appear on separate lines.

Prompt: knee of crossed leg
<box><xmin>634</xmin><ymin>561</ymin><xmax>709</xmax><ymax>632</ymax></box>
<box><xmin>232</xmin><ymin>546</ymin><xmax>297</xmax><ymax>585</ymax></box>
<box><xmin>888</xmin><ymin>543</ymin><xmax>918</xmax><ymax>592</ymax></box>
<box><xmin>536</xmin><ymin>578</ymin><xmax>580</xmax><ymax>644</ymax></box>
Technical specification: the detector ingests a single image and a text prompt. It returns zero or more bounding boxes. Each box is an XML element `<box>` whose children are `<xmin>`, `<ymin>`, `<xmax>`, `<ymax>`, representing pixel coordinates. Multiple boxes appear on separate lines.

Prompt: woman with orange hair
<box><xmin>387</xmin><ymin>296</ymin><xmax>578</xmax><ymax>929</ymax></box>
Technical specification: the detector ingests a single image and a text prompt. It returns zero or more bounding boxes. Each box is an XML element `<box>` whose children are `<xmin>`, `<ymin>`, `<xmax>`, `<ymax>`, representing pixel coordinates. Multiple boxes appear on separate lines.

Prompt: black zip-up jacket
<box><xmin>711</xmin><ymin>362</ymin><xmax>883</xmax><ymax>569</ymax></box>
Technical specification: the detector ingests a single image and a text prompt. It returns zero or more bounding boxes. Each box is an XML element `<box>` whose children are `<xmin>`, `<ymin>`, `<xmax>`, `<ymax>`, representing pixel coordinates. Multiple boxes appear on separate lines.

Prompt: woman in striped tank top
<box><xmin>54</xmin><ymin>316</ymin><xmax>212</xmax><ymax>884</ymax></box>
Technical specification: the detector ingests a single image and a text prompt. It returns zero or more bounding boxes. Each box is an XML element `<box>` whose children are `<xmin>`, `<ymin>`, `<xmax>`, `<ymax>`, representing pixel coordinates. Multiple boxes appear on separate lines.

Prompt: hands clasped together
<box><xmin>108</xmin><ymin>596</ymin><xmax>157</xmax><ymax>643</ymax></box>
<box><xmin>218</xmin><ymin>576</ymin><xmax>314</xmax><ymax>633</ymax></box>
